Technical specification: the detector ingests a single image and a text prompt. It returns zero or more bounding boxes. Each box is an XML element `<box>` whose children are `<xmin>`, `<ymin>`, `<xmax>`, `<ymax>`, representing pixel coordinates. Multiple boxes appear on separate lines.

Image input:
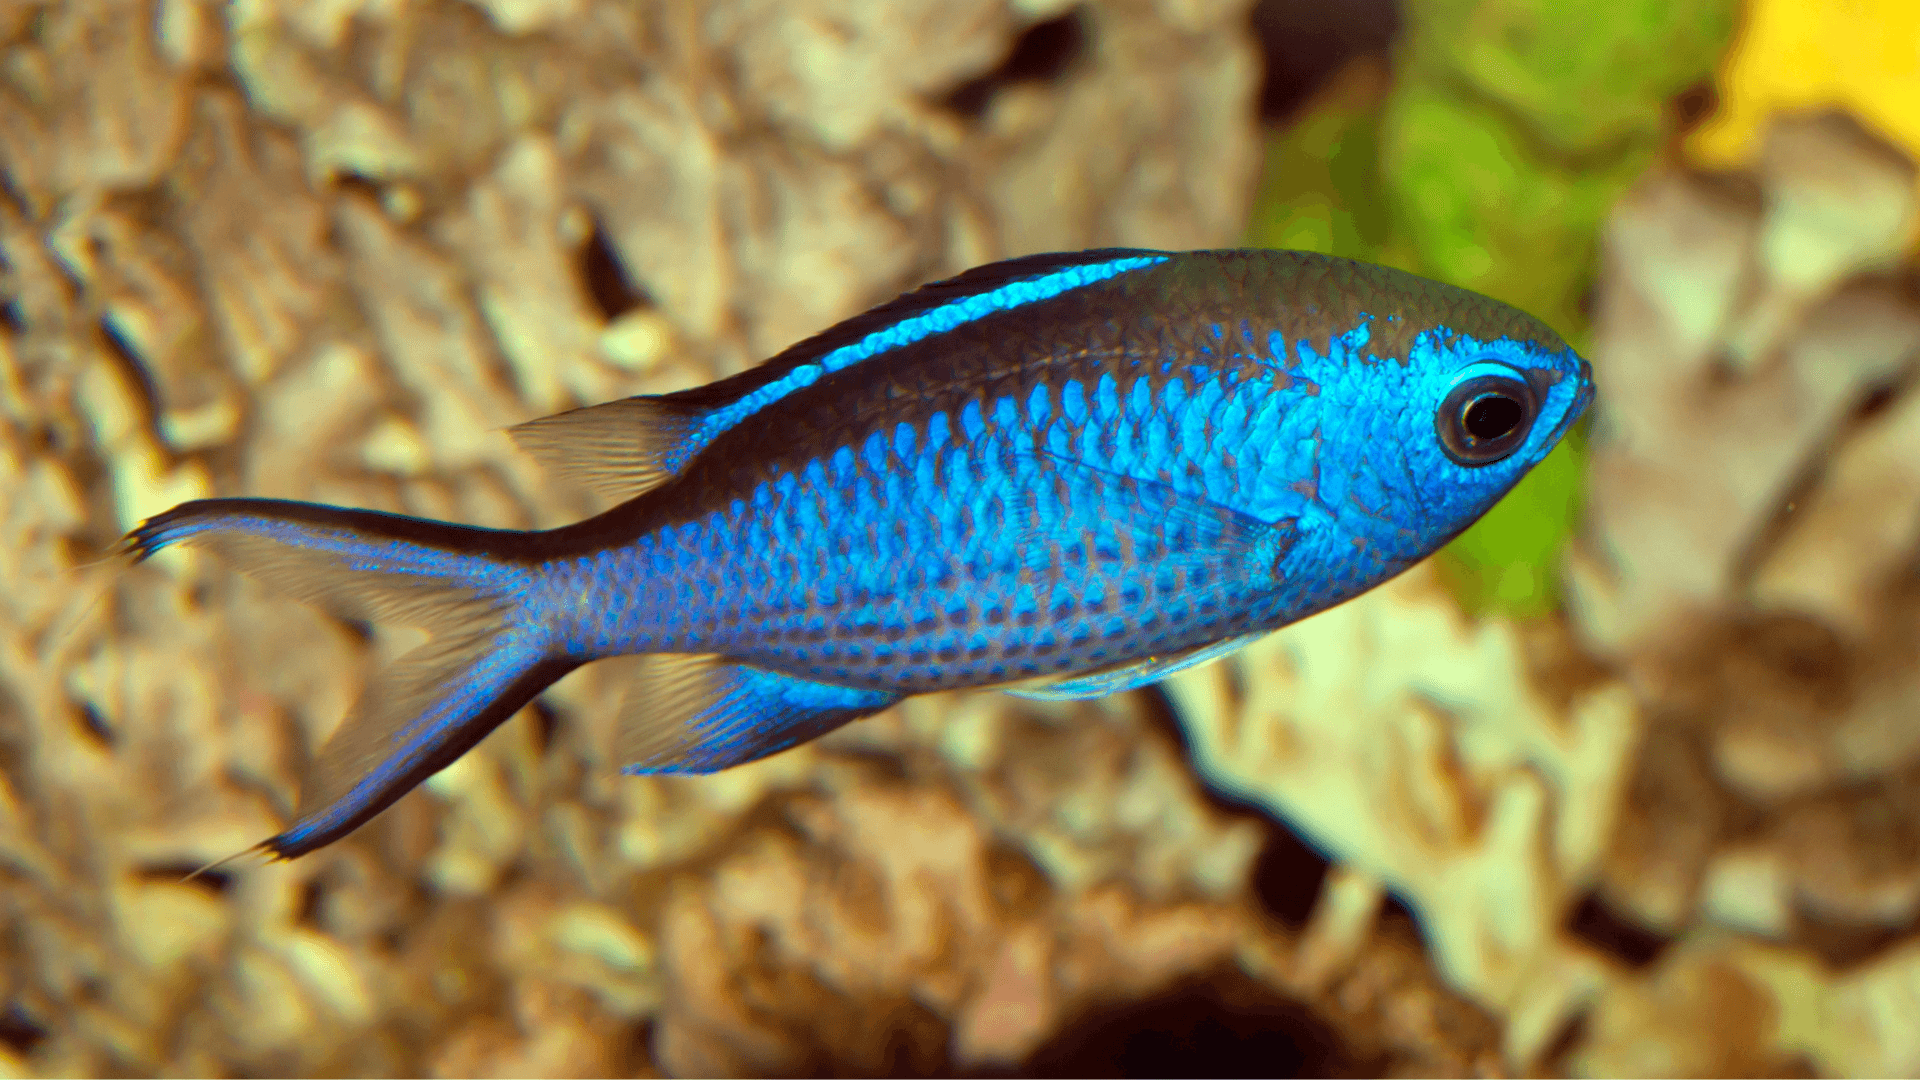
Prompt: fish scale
<box><xmin>125</xmin><ymin>247</ymin><xmax>1593</xmax><ymax>859</ymax></box>
<box><xmin>562</xmin><ymin>373</ymin><xmax>1292</xmax><ymax>691</ymax></box>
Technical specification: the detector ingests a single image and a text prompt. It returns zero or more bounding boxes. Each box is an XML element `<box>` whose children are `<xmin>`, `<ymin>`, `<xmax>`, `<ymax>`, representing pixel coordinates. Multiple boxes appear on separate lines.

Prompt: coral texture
<box><xmin>12</xmin><ymin>2</ymin><xmax>1920</xmax><ymax>1077</ymax></box>
<box><xmin>0</xmin><ymin>1</ymin><xmax>1508</xmax><ymax>1076</ymax></box>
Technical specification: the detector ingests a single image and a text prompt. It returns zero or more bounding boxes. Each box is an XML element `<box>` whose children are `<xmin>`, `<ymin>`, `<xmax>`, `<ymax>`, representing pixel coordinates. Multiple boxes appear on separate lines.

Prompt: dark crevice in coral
<box><xmin>0</xmin><ymin>297</ymin><xmax>22</xmax><ymax>336</ymax></box>
<box><xmin>0</xmin><ymin>1003</ymin><xmax>46</xmax><ymax>1058</ymax></box>
<box><xmin>1378</xmin><ymin>890</ymin><xmax>1423</xmax><ymax>938</ymax></box>
<box><xmin>1794</xmin><ymin>916</ymin><xmax>1916</xmax><ymax>972</ymax></box>
<box><xmin>1013</xmin><ymin>967</ymin><xmax>1376</xmax><ymax>1078</ymax></box>
<box><xmin>1741</xmin><ymin>612</ymin><xmax>1854</xmax><ymax>691</ymax></box>
<box><xmin>1138</xmin><ymin>686</ymin><xmax>1198</xmax><ymax>762</ymax></box>
<box><xmin>1577</xmin><ymin>278</ymin><xmax>1601</xmax><ymax>324</ymax></box>
<box><xmin>295</xmin><ymin>876</ymin><xmax>327</xmax><ymax>928</ymax></box>
<box><xmin>622</xmin><ymin>1019</ymin><xmax>658</xmax><ymax>1077</ymax></box>
<box><xmin>825</xmin><ymin>742</ymin><xmax>915</xmax><ymax>782</ymax></box>
<box><xmin>132</xmin><ymin>862</ymin><xmax>233</xmax><ymax>897</ymax></box>
<box><xmin>763</xmin><ymin>991</ymin><xmax>950</xmax><ymax>1078</ymax></box>
<box><xmin>941</xmin><ymin>8</ymin><xmax>1088</xmax><ymax>119</ymax></box>
<box><xmin>579</xmin><ymin>218</ymin><xmax>652</xmax><ymax>321</ymax></box>
<box><xmin>1138</xmin><ymin>687</ymin><xmax>1332</xmax><ymax>929</ymax></box>
<box><xmin>528</xmin><ymin>699</ymin><xmax>560</xmax><ymax>757</ymax></box>
<box><xmin>74</xmin><ymin>701</ymin><xmax>116</xmax><ymax>749</ymax></box>
<box><xmin>1769</xmin><ymin>1053</ymin><xmax>1829</xmax><ymax>1078</ymax></box>
<box><xmin>985</xmin><ymin>842</ymin><xmax>1052</xmax><ymax>920</ymax></box>
<box><xmin>1853</xmin><ymin>378</ymin><xmax>1904</xmax><ymax>424</ymax></box>
<box><xmin>1727</xmin><ymin>482</ymin><xmax>1836</xmax><ymax>606</ymax></box>
<box><xmin>1539</xmin><ymin>1006</ymin><xmax>1592</xmax><ymax>1074</ymax></box>
<box><xmin>1733</xmin><ymin>366</ymin><xmax>1912</xmax><ymax>595</ymax></box>
<box><xmin>331</xmin><ymin>170</ymin><xmax>385</xmax><ymax>202</ymax></box>
<box><xmin>0</xmin><ymin>684</ymin><xmax>31</xmax><ymax>802</ymax></box>
<box><xmin>1250</xmin><ymin>815</ymin><xmax>1333</xmax><ymax>929</ymax></box>
<box><xmin>1697</xmin><ymin>618</ymin><xmax>1857</xmax><ymax>727</ymax></box>
<box><xmin>1766</xmin><ymin>357</ymin><xmax>1920</xmax><ymax>576</ymax></box>
<box><xmin>1566</xmin><ymin>891</ymin><xmax>1671</xmax><ymax>968</ymax></box>
<box><xmin>0</xmin><ymin>163</ymin><xmax>29</xmax><ymax>217</ymax></box>
<box><xmin>990</xmin><ymin>10</ymin><xmax>1085</xmax><ymax>85</ymax></box>
<box><xmin>1250</xmin><ymin>0</ymin><xmax>1400</xmax><ymax>123</ymax></box>
<box><xmin>96</xmin><ymin>315</ymin><xmax>164</xmax><ymax>434</ymax></box>
<box><xmin>377</xmin><ymin>923</ymin><xmax>407</xmax><ymax>953</ymax></box>
<box><xmin>1897</xmin><ymin>264</ymin><xmax>1920</xmax><ymax>307</ymax></box>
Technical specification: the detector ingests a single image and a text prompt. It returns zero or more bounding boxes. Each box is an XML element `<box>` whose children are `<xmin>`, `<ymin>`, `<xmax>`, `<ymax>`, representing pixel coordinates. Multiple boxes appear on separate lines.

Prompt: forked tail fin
<box><xmin>125</xmin><ymin>498</ymin><xmax>575</xmax><ymax>860</ymax></box>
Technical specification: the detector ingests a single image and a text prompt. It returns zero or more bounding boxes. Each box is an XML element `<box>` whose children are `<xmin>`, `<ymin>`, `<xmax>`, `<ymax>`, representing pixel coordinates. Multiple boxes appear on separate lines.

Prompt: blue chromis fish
<box><xmin>125</xmin><ymin>249</ymin><xmax>1593</xmax><ymax>860</ymax></box>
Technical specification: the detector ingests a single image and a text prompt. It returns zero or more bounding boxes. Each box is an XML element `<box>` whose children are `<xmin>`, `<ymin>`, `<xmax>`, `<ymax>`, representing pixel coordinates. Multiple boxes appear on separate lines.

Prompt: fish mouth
<box><xmin>1571</xmin><ymin>359</ymin><xmax>1595</xmax><ymax>418</ymax></box>
<box><xmin>1541</xmin><ymin>358</ymin><xmax>1594</xmax><ymax>445</ymax></box>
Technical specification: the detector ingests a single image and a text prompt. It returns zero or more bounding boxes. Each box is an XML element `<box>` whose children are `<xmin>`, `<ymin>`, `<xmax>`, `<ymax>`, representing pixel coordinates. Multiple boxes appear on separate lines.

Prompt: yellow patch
<box><xmin>1689</xmin><ymin>0</ymin><xmax>1920</xmax><ymax>243</ymax></box>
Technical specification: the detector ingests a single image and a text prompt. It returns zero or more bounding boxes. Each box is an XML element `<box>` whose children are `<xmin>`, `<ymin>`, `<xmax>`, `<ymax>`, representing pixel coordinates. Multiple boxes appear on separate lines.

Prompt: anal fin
<box><xmin>615</xmin><ymin>655</ymin><xmax>899</xmax><ymax>774</ymax></box>
<box><xmin>1005</xmin><ymin>632</ymin><xmax>1264</xmax><ymax>701</ymax></box>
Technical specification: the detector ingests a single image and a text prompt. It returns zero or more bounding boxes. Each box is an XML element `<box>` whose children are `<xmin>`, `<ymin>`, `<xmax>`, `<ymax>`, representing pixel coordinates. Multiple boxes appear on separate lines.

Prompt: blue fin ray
<box><xmin>616</xmin><ymin>656</ymin><xmax>898</xmax><ymax>774</ymax></box>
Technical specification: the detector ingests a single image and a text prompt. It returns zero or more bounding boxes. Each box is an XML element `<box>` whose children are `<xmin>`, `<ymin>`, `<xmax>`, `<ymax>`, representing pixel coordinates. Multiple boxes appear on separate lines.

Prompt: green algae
<box><xmin>1244</xmin><ymin>0</ymin><xmax>1735</xmax><ymax>618</ymax></box>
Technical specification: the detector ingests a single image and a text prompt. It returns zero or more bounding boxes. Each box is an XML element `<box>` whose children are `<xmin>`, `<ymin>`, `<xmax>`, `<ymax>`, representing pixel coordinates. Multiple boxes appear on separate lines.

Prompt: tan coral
<box><xmin>1570</xmin><ymin>114</ymin><xmax>1920</xmax><ymax>656</ymax></box>
<box><xmin>1563</xmin><ymin>110</ymin><xmax>1920</xmax><ymax>1077</ymax></box>
<box><xmin>1166</xmin><ymin>566</ymin><xmax>1643</xmax><ymax>1068</ymax></box>
<box><xmin>2</xmin><ymin>1</ymin><xmax>1525</xmax><ymax>1076</ymax></box>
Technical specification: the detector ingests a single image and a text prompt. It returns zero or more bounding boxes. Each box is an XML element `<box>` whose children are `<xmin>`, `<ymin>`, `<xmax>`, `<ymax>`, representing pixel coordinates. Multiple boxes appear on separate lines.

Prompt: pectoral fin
<box><xmin>997</xmin><ymin>451</ymin><xmax>1294</xmax><ymax>701</ymax></box>
<box><xmin>1006</xmin><ymin>632</ymin><xmax>1264</xmax><ymax>701</ymax></box>
<box><xmin>1007</xmin><ymin>449</ymin><xmax>1298</xmax><ymax>574</ymax></box>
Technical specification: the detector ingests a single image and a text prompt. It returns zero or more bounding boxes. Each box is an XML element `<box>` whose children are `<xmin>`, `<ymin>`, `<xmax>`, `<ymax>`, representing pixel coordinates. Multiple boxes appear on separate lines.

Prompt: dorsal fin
<box><xmin>506</xmin><ymin>395</ymin><xmax>701</xmax><ymax>503</ymax></box>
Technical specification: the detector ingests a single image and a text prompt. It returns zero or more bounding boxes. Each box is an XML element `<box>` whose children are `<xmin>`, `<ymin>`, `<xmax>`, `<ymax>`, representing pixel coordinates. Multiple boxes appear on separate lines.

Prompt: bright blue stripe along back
<box><xmin>672</xmin><ymin>254</ymin><xmax>1171</xmax><ymax>469</ymax></box>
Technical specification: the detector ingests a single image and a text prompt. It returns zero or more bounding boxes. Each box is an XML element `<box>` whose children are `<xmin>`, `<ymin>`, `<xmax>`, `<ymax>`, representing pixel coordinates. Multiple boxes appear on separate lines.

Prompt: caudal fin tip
<box><xmin>112</xmin><ymin>529</ymin><xmax>152</xmax><ymax>563</ymax></box>
<box><xmin>177</xmin><ymin>826</ymin><xmax>329</xmax><ymax>882</ymax></box>
<box><xmin>259</xmin><ymin>825</ymin><xmax>332</xmax><ymax>864</ymax></box>
<box><xmin>117</xmin><ymin>509</ymin><xmax>182</xmax><ymax>564</ymax></box>
<box><xmin>64</xmin><ymin>531</ymin><xmax>145</xmax><ymax>573</ymax></box>
<box><xmin>115</xmin><ymin>500</ymin><xmax>231</xmax><ymax>564</ymax></box>
<box><xmin>179</xmin><ymin>840</ymin><xmax>279</xmax><ymax>883</ymax></box>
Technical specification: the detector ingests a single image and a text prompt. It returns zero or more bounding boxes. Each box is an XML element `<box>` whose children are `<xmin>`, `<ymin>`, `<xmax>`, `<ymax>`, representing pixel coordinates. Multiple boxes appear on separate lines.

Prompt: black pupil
<box><xmin>1462</xmin><ymin>393</ymin><xmax>1522</xmax><ymax>442</ymax></box>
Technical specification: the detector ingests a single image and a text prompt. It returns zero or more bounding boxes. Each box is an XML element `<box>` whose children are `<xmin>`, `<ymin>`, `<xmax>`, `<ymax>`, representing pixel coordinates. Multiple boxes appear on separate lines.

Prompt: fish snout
<box><xmin>1572</xmin><ymin>358</ymin><xmax>1596</xmax><ymax>415</ymax></box>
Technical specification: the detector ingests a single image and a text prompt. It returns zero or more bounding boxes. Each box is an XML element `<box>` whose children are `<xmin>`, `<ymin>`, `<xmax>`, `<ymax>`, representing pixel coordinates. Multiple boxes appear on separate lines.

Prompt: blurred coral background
<box><xmin>3</xmin><ymin>0</ymin><xmax>1919</xmax><ymax>1075</ymax></box>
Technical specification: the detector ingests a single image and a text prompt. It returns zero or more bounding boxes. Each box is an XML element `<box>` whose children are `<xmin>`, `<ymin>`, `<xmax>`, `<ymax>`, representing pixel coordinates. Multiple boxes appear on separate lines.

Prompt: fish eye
<box><xmin>1435</xmin><ymin>362</ymin><xmax>1537</xmax><ymax>466</ymax></box>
